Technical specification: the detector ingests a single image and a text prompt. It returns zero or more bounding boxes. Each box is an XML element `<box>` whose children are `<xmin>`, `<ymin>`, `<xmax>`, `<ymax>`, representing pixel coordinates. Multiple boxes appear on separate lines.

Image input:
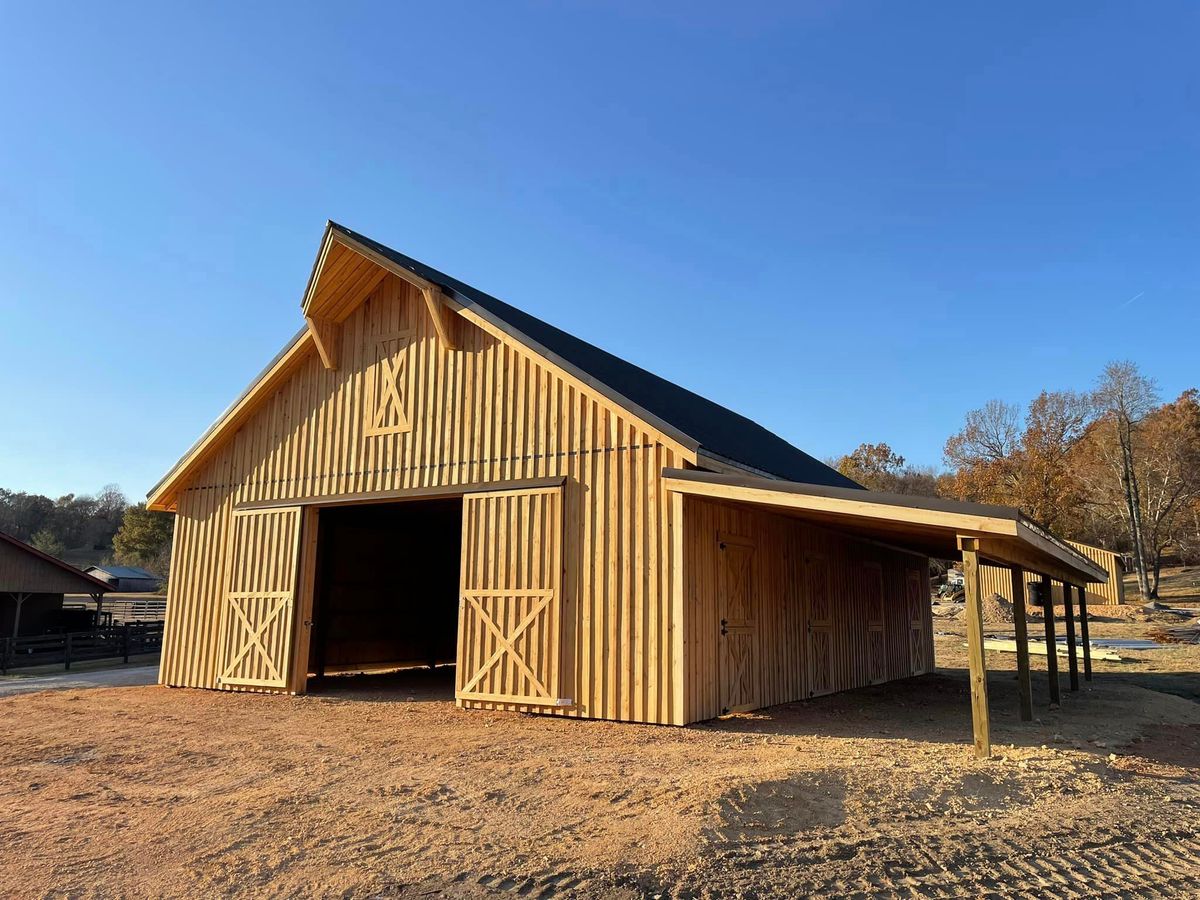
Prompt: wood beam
<box><xmin>305</xmin><ymin>316</ymin><xmax>342</xmax><ymax>370</ymax></box>
<box><xmin>1063</xmin><ymin>582</ymin><xmax>1080</xmax><ymax>691</ymax></box>
<box><xmin>1040</xmin><ymin>574</ymin><xmax>1061</xmax><ymax>706</ymax></box>
<box><xmin>959</xmin><ymin>538</ymin><xmax>991</xmax><ymax>758</ymax></box>
<box><xmin>1078</xmin><ymin>584</ymin><xmax>1093</xmax><ymax>681</ymax></box>
<box><xmin>421</xmin><ymin>285</ymin><xmax>459</xmax><ymax>350</ymax></box>
<box><xmin>968</xmin><ymin>535</ymin><xmax>1093</xmax><ymax>589</ymax></box>
<box><xmin>1009</xmin><ymin>566</ymin><xmax>1033</xmax><ymax>722</ymax></box>
<box><xmin>11</xmin><ymin>592</ymin><xmax>29</xmax><ymax>639</ymax></box>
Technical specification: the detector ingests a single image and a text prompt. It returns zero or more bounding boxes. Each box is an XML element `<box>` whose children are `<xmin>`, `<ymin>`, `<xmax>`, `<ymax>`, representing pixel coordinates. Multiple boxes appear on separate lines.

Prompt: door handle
<box><xmin>720</xmin><ymin>618</ymin><xmax>728</xmax><ymax>636</ymax></box>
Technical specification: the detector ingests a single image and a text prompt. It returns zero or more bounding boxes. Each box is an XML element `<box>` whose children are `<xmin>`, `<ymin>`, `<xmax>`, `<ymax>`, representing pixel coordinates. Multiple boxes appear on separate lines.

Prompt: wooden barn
<box><xmin>150</xmin><ymin>222</ymin><xmax>1107</xmax><ymax>754</ymax></box>
<box><xmin>0</xmin><ymin>531</ymin><xmax>112</xmax><ymax>638</ymax></box>
<box><xmin>981</xmin><ymin>540</ymin><xmax>1126</xmax><ymax>607</ymax></box>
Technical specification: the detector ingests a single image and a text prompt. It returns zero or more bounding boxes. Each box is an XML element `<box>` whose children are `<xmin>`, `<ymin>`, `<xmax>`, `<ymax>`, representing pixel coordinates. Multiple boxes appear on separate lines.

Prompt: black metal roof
<box><xmin>331</xmin><ymin>223</ymin><xmax>860</xmax><ymax>490</ymax></box>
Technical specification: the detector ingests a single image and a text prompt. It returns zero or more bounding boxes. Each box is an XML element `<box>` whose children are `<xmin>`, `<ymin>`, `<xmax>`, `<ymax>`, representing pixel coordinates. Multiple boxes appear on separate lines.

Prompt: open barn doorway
<box><xmin>306</xmin><ymin>498</ymin><xmax>462</xmax><ymax>695</ymax></box>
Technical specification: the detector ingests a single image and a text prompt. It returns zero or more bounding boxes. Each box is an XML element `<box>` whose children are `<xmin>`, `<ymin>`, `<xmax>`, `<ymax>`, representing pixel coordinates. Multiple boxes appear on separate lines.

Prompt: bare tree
<box><xmin>1092</xmin><ymin>361</ymin><xmax>1159</xmax><ymax>604</ymax></box>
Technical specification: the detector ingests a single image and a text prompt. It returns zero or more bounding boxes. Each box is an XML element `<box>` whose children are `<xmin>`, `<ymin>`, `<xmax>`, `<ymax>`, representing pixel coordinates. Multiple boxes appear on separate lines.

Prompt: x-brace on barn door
<box><xmin>455</xmin><ymin>485</ymin><xmax>570</xmax><ymax>707</ymax></box>
<box><xmin>217</xmin><ymin>506</ymin><xmax>304</xmax><ymax>689</ymax></box>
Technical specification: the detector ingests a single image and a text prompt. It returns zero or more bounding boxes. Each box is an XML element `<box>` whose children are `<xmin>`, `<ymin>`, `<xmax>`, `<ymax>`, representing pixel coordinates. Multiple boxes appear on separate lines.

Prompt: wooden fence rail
<box><xmin>0</xmin><ymin>623</ymin><xmax>164</xmax><ymax>674</ymax></box>
<box><xmin>62</xmin><ymin>597</ymin><xmax>168</xmax><ymax>624</ymax></box>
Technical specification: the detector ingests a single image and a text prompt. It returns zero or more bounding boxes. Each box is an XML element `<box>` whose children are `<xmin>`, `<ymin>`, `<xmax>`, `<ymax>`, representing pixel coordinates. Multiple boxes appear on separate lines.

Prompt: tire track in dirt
<box><xmin>686</xmin><ymin>822</ymin><xmax>1200</xmax><ymax>898</ymax></box>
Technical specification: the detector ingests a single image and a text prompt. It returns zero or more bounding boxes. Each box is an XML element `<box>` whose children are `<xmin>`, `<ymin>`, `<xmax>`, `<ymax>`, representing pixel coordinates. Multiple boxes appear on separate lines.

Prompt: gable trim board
<box><xmin>152</xmin><ymin>222</ymin><xmax>1101</xmax><ymax>739</ymax></box>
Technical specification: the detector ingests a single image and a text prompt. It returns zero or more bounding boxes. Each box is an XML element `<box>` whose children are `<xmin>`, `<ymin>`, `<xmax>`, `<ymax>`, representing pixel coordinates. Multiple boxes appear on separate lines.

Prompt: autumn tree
<box><xmin>943</xmin><ymin>391</ymin><xmax>1089</xmax><ymax>532</ymax></box>
<box><xmin>1075</xmin><ymin>386</ymin><xmax>1200</xmax><ymax>601</ymax></box>
<box><xmin>1087</xmin><ymin>362</ymin><xmax>1160</xmax><ymax>602</ymax></box>
<box><xmin>834</xmin><ymin>442</ymin><xmax>940</xmax><ymax>495</ymax></box>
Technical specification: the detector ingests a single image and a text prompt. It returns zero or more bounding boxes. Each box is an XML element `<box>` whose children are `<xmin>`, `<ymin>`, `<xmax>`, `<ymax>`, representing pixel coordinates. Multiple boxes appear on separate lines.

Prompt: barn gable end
<box><xmin>159</xmin><ymin>268</ymin><xmax>690</xmax><ymax>723</ymax></box>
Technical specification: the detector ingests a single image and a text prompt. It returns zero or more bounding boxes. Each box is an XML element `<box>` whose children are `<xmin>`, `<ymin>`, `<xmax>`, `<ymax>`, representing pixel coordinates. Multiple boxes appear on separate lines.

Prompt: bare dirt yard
<box><xmin>3</xmin><ymin>610</ymin><xmax>1200</xmax><ymax>899</ymax></box>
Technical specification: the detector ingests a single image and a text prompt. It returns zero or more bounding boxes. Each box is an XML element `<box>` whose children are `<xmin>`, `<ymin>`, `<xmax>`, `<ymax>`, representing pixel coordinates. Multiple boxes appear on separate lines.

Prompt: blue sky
<box><xmin>1</xmin><ymin>2</ymin><xmax>1197</xmax><ymax>501</ymax></box>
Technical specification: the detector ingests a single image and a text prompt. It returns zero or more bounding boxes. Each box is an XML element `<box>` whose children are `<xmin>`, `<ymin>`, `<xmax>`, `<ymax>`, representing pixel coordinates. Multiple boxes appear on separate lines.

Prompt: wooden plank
<box><xmin>960</xmin><ymin>539</ymin><xmax>992</xmax><ymax>759</ymax></box>
<box><xmin>1078</xmin><ymin>582</ymin><xmax>1093</xmax><ymax>681</ymax></box>
<box><xmin>1009</xmin><ymin>565</ymin><xmax>1033</xmax><ymax>722</ymax></box>
<box><xmin>1041</xmin><ymin>573</ymin><xmax>1061</xmax><ymax>706</ymax></box>
<box><xmin>1063</xmin><ymin>582</ymin><xmax>1080</xmax><ymax>691</ymax></box>
<box><xmin>421</xmin><ymin>286</ymin><xmax>459</xmax><ymax>350</ymax></box>
<box><xmin>305</xmin><ymin>316</ymin><xmax>342</xmax><ymax>370</ymax></box>
<box><xmin>981</xmin><ymin>638</ymin><xmax>1122</xmax><ymax>662</ymax></box>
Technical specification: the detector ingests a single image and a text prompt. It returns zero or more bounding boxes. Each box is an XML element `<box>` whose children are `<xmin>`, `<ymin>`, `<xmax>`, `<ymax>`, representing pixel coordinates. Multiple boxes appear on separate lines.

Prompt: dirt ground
<box><xmin>3</xmin><ymin>612</ymin><xmax>1200</xmax><ymax>899</ymax></box>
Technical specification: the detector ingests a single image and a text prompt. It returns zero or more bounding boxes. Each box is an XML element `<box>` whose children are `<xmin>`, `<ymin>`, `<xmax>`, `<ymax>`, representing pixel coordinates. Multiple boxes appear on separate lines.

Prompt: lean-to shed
<box><xmin>980</xmin><ymin>540</ymin><xmax>1126</xmax><ymax>607</ymax></box>
<box><xmin>150</xmin><ymin>222</ymin><xmax>1107</xmax><ymax>752</ymax></box>
<box><xmin>0</xmin><ymin>531</ymin><xmax>112</xmax><ymax>638</ymax></box>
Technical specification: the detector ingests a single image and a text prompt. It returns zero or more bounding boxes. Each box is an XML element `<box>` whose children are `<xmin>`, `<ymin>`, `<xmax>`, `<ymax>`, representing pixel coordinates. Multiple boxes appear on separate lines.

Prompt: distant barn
<box><xmin>1</xmin><ymin>532</ymin><xmax>112</xmax><ymax>637</ymax></box>
<box><xmin>84</xmin><ymin>565</ymin><xmax>162</xmax><ymax>593</ymax></box>
<box><xmin>148</xmin><ymin>222</ymin><xmax>1106</xmax><ymax>756</ymax></box>
<box><xmin>981</xmin><ymin>540</ymin><xmax>1126</xmax><ymax>607</ymax></box>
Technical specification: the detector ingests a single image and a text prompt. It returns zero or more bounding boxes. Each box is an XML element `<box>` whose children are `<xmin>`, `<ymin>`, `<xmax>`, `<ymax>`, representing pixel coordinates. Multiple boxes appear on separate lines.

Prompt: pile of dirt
<box><xmin>956</xmin><ymin>592</ymin><xmax>1015</xmax><ymax>624</ymax></box>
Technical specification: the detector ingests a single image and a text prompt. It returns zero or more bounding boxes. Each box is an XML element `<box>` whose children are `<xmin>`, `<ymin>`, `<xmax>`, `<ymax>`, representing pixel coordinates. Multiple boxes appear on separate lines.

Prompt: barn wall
<box><xmin>681</xmin><ymin>496</ymin><xmax>933</xmax><ymax>723</ymax></box>
<box><xmin>0</xmin><ymin>540</ymin><xmax>102</xmax><ymax>594</ymax></box>
<box><xmin>980</xmin><ymin>541</ymin><xmax>1124</xmax><ymax>607</ymax></box>
<box><xmin>160</xmin><ymin>274</ymin><xmax>687</xmax><ymax>724</ymax></box>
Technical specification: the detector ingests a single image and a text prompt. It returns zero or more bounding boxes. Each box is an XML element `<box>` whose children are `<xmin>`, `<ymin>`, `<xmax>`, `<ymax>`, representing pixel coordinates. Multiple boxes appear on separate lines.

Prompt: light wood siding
<box><xmin>160</xmin><ymin>274</ymin><xmax>687</xmax><ymax>724</ymax></box>
<box><xmin>681</xmin><ymin>496</ymin><xmax>933</xmax><ymax>723</ymax></box>
<box><xmin>979</xmin><ymin>540</ymin><xmax>1125</xmax><ymax>607</ymax></box>
<box><xmin>456</xmin><ymin>486</ymin><xmax>567</xmax><ymax>707</ymax></box>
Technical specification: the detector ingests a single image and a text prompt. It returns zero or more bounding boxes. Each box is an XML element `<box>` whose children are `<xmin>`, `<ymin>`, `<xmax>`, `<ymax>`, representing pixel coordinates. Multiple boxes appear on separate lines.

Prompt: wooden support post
<box><xmin>1009</xmin><ymin>567</ymin><xmax>1033</xmax><ymax>722</ymax></box>
<box><xmin>1078</xmin><ymin>584</ymin><xmax>1093</xmax><ymax>681</ymax></box>
<box><xmin>1040</xmin><ymin>574</ymin><xmax>1061</xmax><ymax>705</ymax></box>
<box><xmin>1063</xmin><ymin>582</ymin><xmax>1079</xmax><ymax>691</ymax></box>
<box><xmin>11</xmin><ymin>592</ymin><xmax>28</xmax><ymax>639</ymax></box>
<box><xmin>959</xmin><ymin>538</ymin><xmax>991</xmax><ymax>758</ymax></box>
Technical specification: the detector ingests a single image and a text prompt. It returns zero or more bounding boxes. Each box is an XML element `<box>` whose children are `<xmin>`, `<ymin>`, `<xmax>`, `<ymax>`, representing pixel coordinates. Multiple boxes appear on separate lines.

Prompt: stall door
<box><xmin>217</xmin><ymin>506</ymin><xmax>304</xmax><ymax>689</ymax></box>
<box><xmin>805</xmin><ymin>556</ymin><xmax>834</xmax><ymax>697</ymax></box>
<box><xmin>906</xmin><ymin>568</ymin><xmax>928</xmax><ymax>676</ymax></box>
<box><xmin>718</xmin><ymin>534</ymin><xmax>758</xmax><ymax>714</ymax></box>
<box><xmin>864</xmin><ymin>563</ymin><xmax>887</xmax><ymax>685</ymax></box>
<box><xmin>456</xmin><ymin>485</ymin><xmax>569</xmax><ymax>707</ymax></box>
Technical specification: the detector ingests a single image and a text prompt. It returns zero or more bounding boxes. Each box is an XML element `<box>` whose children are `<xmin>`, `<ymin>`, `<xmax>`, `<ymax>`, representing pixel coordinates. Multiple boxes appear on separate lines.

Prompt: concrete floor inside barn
<box><xmin>1</xmin><ymin>612</ymin><xmax>1198</xmax><ymax>898</ymax></box>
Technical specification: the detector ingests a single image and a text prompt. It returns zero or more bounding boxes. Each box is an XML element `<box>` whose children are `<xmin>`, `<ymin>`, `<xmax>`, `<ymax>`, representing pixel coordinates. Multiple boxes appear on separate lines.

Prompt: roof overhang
<box><xmin>663</xmin><ymin>468</ymin><xmax>1108</xmax><ymax>585</ymax></box>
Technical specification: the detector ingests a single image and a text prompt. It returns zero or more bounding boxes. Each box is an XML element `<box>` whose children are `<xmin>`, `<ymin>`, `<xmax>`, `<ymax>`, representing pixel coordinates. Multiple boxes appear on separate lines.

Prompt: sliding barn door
<box><xmin>906</xmin><ymin>567</ymin><xmax>928</xmax><ymax>676</ymax></box>
<box><xmin>805</xmin><ymin>556</ymin><xmax>834</xmax><ymax>697</ymax></box>
<box><xmin>216</xmin><ymin>506</ymin><xmax>304</xmax><ymax>690</ymax></box>
<box><xmin>456</xmin><ymin>485</ymin><xmax>569</xmax><ymax>707</ymax></box>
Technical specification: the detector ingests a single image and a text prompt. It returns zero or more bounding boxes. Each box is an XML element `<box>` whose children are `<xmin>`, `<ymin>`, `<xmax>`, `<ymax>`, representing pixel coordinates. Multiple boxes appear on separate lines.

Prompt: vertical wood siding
<box><xmin>0</xmin><ymin>540</ymin><xmax>103</xmax><ymax>594</ymax></box>
<box><xmin>979</xmin><ymin>540</ymin><xmax>1125</xmax><ymax>607</ymax></box>
<box><xmin>681</xmin><ymin>496</ymin><xmax>933</xmax><ymax>723</ymax></box>
<box><xmin>160</xmin><ymin>275</ymin><xmax>685</xmax><ymax>724</ymax></box>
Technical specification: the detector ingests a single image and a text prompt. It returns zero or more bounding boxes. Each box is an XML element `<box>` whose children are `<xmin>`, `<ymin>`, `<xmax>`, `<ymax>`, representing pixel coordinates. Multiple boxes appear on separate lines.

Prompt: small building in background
<box><xmin>1</xmin><ymin>532</ymin><xmax>113</xmax><ymax>638</ymax></box>
<box><xmin>84</xmin><ymin>565</ymin><xmax>162</xmax><ymax>593</ymax></box>
<box><xmin>981</xmin><ymin>540</ymin><xmax>1126</xmax><ymax>607</ymax></box>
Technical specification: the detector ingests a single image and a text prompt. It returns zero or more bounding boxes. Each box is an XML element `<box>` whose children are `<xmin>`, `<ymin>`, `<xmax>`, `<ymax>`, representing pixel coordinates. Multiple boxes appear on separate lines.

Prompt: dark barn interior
<box><xmin>307</xmin><ymin>498</ymin><xmax>462</xmax><ymax>684</ymax></box>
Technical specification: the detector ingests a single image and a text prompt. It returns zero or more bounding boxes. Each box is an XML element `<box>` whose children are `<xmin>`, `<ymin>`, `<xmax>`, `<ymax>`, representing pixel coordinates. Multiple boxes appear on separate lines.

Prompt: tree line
<box><xmin>833</xmin><ymin>361</ymin><xmax>1200</xmax><ymax>604</ymax></box>
<box><xmin>0</xmin><ymin>486</ymin><xmax>174</xmax><ymax>580</ymax></box>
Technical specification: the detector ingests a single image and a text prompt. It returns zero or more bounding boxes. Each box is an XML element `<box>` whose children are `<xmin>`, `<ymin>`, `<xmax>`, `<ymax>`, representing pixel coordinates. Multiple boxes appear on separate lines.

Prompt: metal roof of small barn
<box><xmin>86</xmin><ymin>565</ymin><xmax>158</xmax><ymax>580</ymax></box>
<box><xmin>327</xmin><ymin>222</ymin><xmax>860</xmax><ymax>490</ymax></box>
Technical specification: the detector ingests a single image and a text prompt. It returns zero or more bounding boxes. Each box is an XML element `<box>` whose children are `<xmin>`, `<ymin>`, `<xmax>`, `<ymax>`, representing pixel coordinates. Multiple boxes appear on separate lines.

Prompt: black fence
<box><xmin>0</xmin><ymin>622</ymin><xmax>164</xmax><ymax>674</ymax></box>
